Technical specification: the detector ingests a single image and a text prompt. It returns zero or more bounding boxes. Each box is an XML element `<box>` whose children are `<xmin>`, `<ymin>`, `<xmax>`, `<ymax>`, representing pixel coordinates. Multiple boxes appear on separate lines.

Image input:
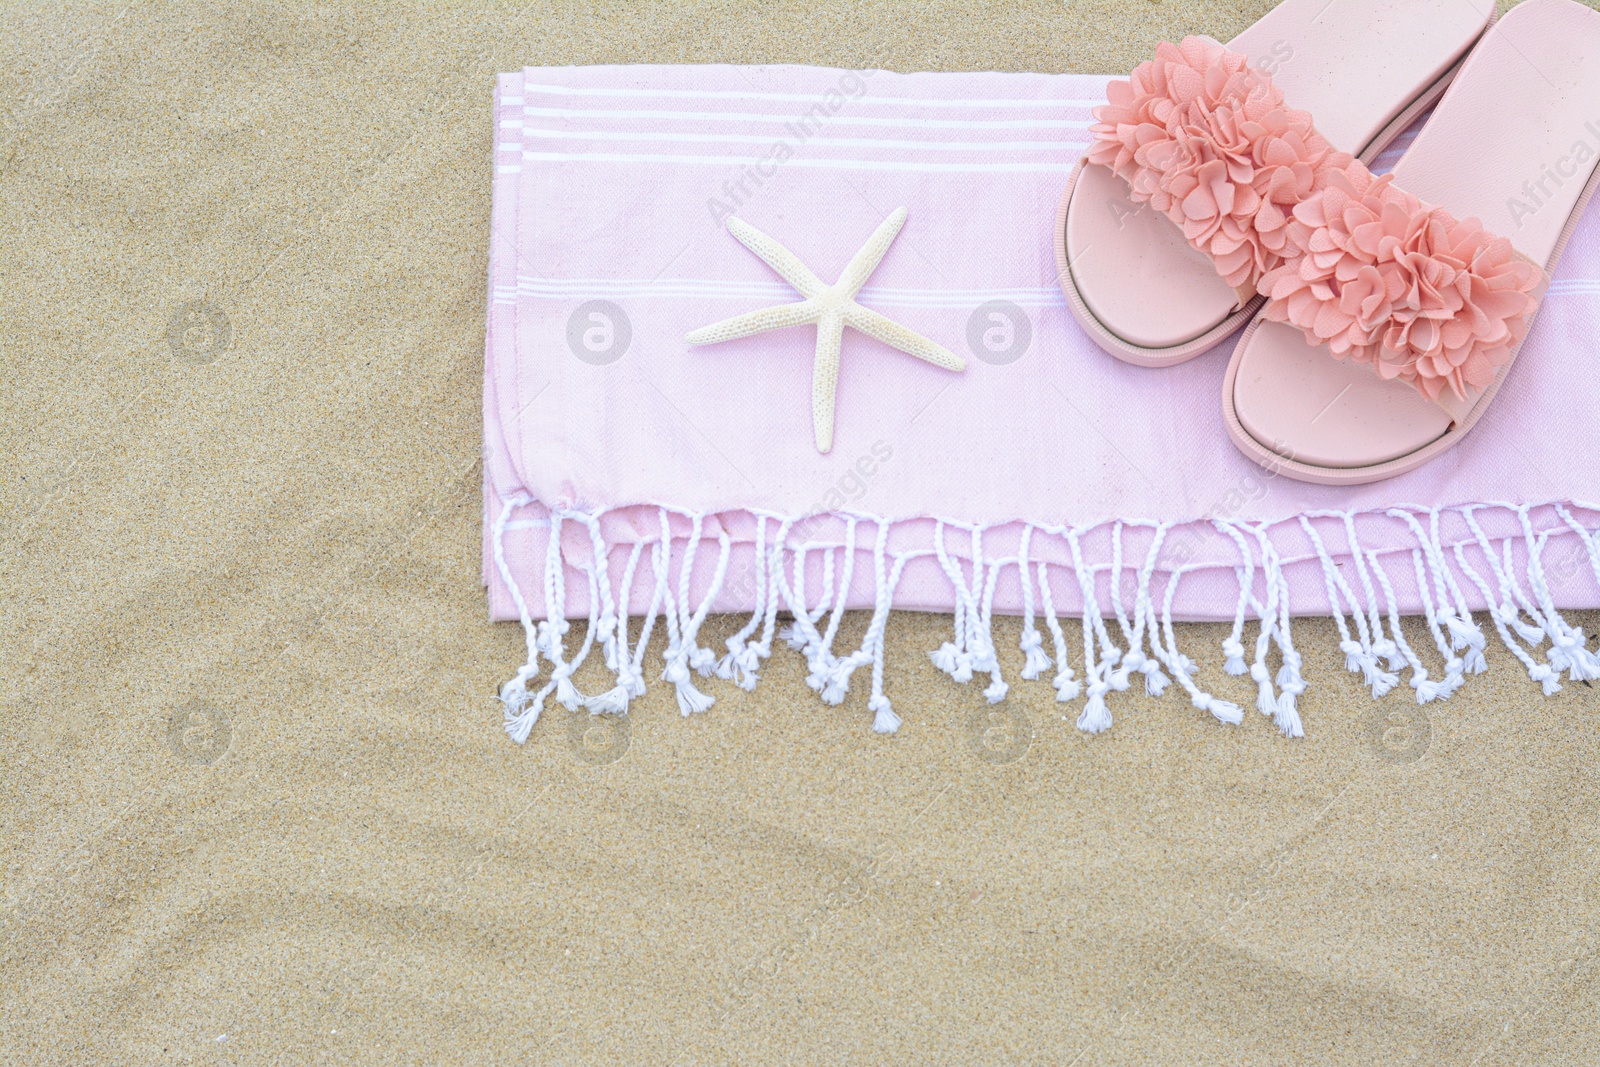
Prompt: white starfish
<box><xmin>685</xmin><ymin>207</ymin><xmax>966</xmax><ymax>453</ymax></box>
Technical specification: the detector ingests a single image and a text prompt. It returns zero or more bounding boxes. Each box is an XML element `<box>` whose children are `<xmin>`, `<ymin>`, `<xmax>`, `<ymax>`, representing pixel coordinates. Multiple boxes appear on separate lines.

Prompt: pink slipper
<box><xmin>1055</xmin><ymin>0</ymin><xmax>1495</xmax><ymax>368</ymax></box>
<box><xmin>1223</xmin><ymin>0</ymin><xmax>1600</xmax><ymax>485</ymax></box>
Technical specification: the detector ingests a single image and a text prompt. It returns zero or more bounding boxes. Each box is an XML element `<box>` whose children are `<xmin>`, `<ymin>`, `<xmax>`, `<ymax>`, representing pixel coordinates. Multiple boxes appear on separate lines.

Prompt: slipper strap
<box><xmin>1255</xmin><ymin>156</ymin><xmax>1548</xmax><ymax>415</ymax></box>
<box><xmin>1086</xmin><ymin>35</ymin><xmax>1356</xmax><ymax>297</ymax></box>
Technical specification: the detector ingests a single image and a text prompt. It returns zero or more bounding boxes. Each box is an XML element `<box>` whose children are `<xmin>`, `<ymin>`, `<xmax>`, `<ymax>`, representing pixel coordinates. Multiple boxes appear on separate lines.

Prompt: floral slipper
<box><xmin>1055</xmin><ymin>0</ymin><xmax>1495</xmax><ymax>368</ymax></box>
<box><xmin>1223</xmin><ymin>0</ymin><xmax>1600</xmax><ymax>485</ymax></box>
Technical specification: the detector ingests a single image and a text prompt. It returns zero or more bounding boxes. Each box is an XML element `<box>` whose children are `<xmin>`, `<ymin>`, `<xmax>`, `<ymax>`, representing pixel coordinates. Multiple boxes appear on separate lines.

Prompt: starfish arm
<box><xmin>844</xmin><ymin>304</ymin><xmax>967</xmax><ymax>372</ymax></box>
<box><xmin>811</xmin><ymin>311</ymin><xmax>844</xmax><ymax>454</ymax></box>
<box><xmin>835</xmin><ymin>207</ymin><xmax>908</xmax><ymax>296</ymax></box>
<box><xmin>726</xmin><ymin>217</ymin><xmax>827</xmax><ymax>299</ymax></box>
<box><xmin>685</xmin><ymin>301</ymin><xmax>817</xmax><ymax>345</ymax></box>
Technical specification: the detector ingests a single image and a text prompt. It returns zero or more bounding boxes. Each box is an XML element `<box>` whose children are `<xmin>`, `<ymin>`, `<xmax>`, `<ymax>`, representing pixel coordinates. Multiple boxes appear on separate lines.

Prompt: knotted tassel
<box><xmin>1549</xmin><ymin>629</ymin><xmax>1600</xmax><ymax>682</ymax></box>
<box><xmin>869</xmin><ymin>694</ymin><xmax>901</xmax><ymax>735</ymax></box>
<box><xmin>1274</xmin><ymin>651</ymin><xmax>1306</xmax><ymax>739</ymax></box>
<box><xmin>1191</xmin><ymin>691</ymin><xmax>1244</xmax><ymax>726</ymax></box>
<box><xmin>1076</xmin><ymin>680</ymin><xmax>1113</xmax><ymax>734</ymax></box>
<box><xmin>1222</xmin><ymin>637</ymin><xmax>1248</xmax><ymax>676</ymax></box>
<box><xmin>663</xmin><ymin>652</ymin><xmax>714</xmax><ymax>716</ymax></box>
<box><xmin>1530</xmin><ymin>662</ymin><xmax>1564</xmax><ymax>696</ymax></box>
<box><xmin>805</xmin><ymin>661</ymin><xmax>830</xmax><ymax>696</ymax></box>
<box><xmin>689</xmin><ymin>646</ymin><xmax>719</xmax><ymax>677</ymax></box>
<box><xmin>929</xmin><ymin>642</ymin><xmax>962</xmax><ymax>676</ymax></box>
<box><xmin>1411</xmin><ymin>668</ymin><xmax>1446</xmax><ymax>704</ymax></box>
<box><xmin>1104</xmin><ymin>648</ymin><xmax>1134</xmax><ymax>693</ymax></box>
<box><xmin>834</xmin><ymin>651</ymin><xmax>875</xmax><ymax>704</ymax></box>
<box><xmin>1442</xmin><ymin>614</ymin><xmax>1489</xmax><ymax>674</ymax></box>
<box><xmin>1365</xmin><ymin>660</ymin><xmax>1399</xmax><ymax>699</ymax></box>
<box><xmin>716</xmin><ymin>644</ymin><xmax>764</xmax><ymax>692</ymax></box>
<box><xmin>1274</xmin><ymin>689</ymin><xmax>1305</xmax><ymax>739</ymax></box>
<box><xmin>818</xmin><ymin>654</ymin><xmax>866</xmax><ymax>706</ymax></box>
<box><xmin>552</xmin><ymin>664</ymin><xmax>584</xmax><ymax>712</ymax></box>
<box><xmin>584</xmin><ymin>684</ymin><xmax>631</xmax><ymax>716</ymax></box>
<box><xmin>585</xmin><ymin>659</ymin><xmax>640</xmax><ymax>715</ymax></box>
<box><xmin>1019</xmin><ymin>628</ymin><xmax>1051</xmax><ymax>681</ymax></box>
<box><xmin>1342</xmin><ymin>639</ymin><xmax>1398</xmax><ymax>698</ymax></box>
<box><xmin>1251</xmin><ymin>662</ymin><xmax>1277</xmax><ymax>719</ymax></box>
<box><xmin>1112</xmin><ymin>649</ymin><xmax>1168</xmax><ymax>696</ymax></box>
<box><xmin>1497</xmin><ymin>602</ymin><xmax>1547</xmax><ymax>646</ymax></box>
<box><xmin>501</xmin><ymin>677</ymin><xmax>555</xmax><ymax>745</ymax></box>
<box><xmin>1138</xmin><ymin>657</ymin><xmax>1169</xmax><ymax>697</ymax></box>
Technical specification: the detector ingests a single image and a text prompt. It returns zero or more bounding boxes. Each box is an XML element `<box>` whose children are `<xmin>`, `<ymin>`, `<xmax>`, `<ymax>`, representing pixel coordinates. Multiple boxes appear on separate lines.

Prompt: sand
<box><xmin>3</xmin><ymin>0</ymin><xmax>1599</xmax><ymax>1063</ymax></box>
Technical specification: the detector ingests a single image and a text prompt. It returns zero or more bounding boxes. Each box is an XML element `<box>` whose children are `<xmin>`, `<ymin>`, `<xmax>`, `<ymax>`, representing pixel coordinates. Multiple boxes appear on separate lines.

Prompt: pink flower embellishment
<box><xmin>1256</xmin><ymin>160</ymin><xmax>1545</xmax><ymax>403</ymax></box>
<box><xmin>1086</xmin><ymin>36</ymin><xmax>1351</xmax><ymax>291</ymax></box>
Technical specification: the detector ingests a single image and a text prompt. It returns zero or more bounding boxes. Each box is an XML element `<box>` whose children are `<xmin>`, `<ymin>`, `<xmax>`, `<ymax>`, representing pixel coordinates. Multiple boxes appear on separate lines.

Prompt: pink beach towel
<box><xmin>483</xmin><ymin>64</ymin><xmax>1600</xmax><ymax>740</ymax></box>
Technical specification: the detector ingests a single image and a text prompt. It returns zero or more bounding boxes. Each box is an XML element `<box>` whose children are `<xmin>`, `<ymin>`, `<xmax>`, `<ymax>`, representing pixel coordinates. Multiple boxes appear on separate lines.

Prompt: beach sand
<box><xmin>3</xmin><ymin>1</ymin><xmax>1599</xmax><ymax>1062</ymax></box>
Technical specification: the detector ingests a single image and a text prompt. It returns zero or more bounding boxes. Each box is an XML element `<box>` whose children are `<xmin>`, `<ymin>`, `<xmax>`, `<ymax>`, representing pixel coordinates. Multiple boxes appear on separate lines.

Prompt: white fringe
<box><xmin>1453</xmin><ymin>538</ymin><xmax>1564</xmax><ymax>695</ymax></box>
<box><xmin>1257</xmin><ymin>527</ymin><xmax>1306</xmax><ymax>738</ymax></box>
<box><xmin>1015</xmin><ymin>525</ymin><xmax>1054</xmax><ymax>682</ymax></box>
<box><xmin>1035</xmin><ymin>560</ymin><xmax>1081</xmax><ymax>701</ymax></box>
<box><xmin>974</xmin><ymin>540</ymin><xmax>1010</xmax><ymax>704</ymax></box>
<box><xmin>930</xmin><ymin>521</ymin><xmax>977</xmax><ymax>684</ymax></box>
<box><xmin>1365</xmin><ymin>548</ymin><xmax>1448</xmax><ymax>704</ymax></box>
<box><xmin>1155</xmin><ymin>564</ymin><xmax>1244</xmax><ymax>726</ymax></box>
<box><xmin>1410</xmin><ymin>549</ymin><xmax>1467</xmax><ymax>700</ymax></box>
<box><xmin>853</xmin><ymin>520</ymin><xmax>902</xmax><ymax>731</ymax></box>
<box><xmin>1214</xmin><ymin>521</ymin><xmax>1280</xmax><ymax>725</ymax></box>
<box><xmin>1343</xmin><ymin>513</ymin><xmax>1405</xmax><ymax>673</ymax></box>
<box><xmin>577</xmin><ymin>511</ymin><xmax>621</xmax><ymax>673</ymax></box>
<box><xmin>716</xmin><ymin>515</ymin><xmax>768</xmax><ymax>689</ymax></box>
<box><xmin>655</xmin><ymin>513</ymin><xmax>715</xmax><ymax>717</ymax></box>
<box><xmin>1391</xmin><ymin>508</ymin><xmax>1489</xmax><ymax>676</ymax></box>
<box><xmin>1108</xmin><ymin>522</ymin><xmax>1170</xmax><ymax>697</ymax></box>
<box><xmin>1300</xmin><ymin>515</ymin><xmax>1399</xmax><ymax>697</ymax></box>
<box><xmin>491</xmin><ymin>493</ymin><xmax>548</xmax><ymax>742</ymax></box>
<box><xmin>1062</xmin><ymin>527</ymin><xmax>1118</xmax><ymax>733</ymax></box>
<box><xmin>1517</xmin><ymin>506</ymin><xmax>1600</xmax><ymax>681</ymax></box>
<box><xmin>586</xmin><ymin>540</ymin><xmax>649</xmax><ymax>715</ymax></box>
<box><xmin>489</xmin><ymin>501</ymin><xmax>1600</xmax><ymax>740</ymax></box>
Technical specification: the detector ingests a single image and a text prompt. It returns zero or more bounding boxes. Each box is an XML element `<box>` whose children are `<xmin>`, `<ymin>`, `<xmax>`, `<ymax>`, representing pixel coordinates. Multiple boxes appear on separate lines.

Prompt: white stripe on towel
<box><xmin>519</xmin><ymin>107</ymin><xmax>1093</xmax><ymax>131</ymax></box>
<box><xmin>522</xmin><ymin>127</ymin><xmax>1080</xmax><ymax>152</ymax></box>
<box><xmin>520</xmin><ymin>150</ymin><xmax>1080</xmax><ymax>173</ymax></box>
<box><xmin>522</xmin><ymin>82</ymin><xmax>1106</xmax><ymax>110</ymax></box>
